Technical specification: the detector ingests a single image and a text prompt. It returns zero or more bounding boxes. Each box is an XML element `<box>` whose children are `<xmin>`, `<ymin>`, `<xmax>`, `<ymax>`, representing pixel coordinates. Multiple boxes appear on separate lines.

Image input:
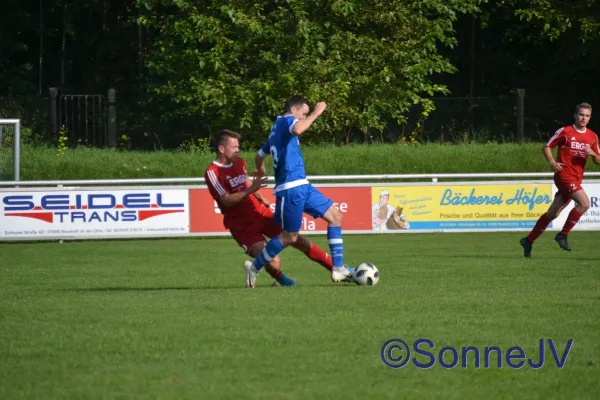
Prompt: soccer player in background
<box><xmin>244</xmin><ymin>96</ymin><xmax>354</xmax><ymax>286</ymax></box>
<box><xmin>520</xmin><ymin>103</ymin><xmax>600</xmax><ymax>257</ymax></box>
<box><xmin>204</xmin><ymin>129</ymin><xmax>334</xmax><ymax>287</ymax></box>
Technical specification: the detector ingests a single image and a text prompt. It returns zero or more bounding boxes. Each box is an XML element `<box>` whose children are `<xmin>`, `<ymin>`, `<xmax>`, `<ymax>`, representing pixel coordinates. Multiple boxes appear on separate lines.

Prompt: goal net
<box><xmin>0</xmin><ymin>119</ymin><xmax>21</xmax><ymax>181</ymax></box>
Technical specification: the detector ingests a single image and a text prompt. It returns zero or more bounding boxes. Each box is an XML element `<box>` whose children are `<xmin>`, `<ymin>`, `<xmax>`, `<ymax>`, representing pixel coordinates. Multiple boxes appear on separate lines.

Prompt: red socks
<box><xmin>561</xmin><ymin>208</ymin><xmax>583</xmax><ymax>235</ymax></box>
<box><xmin>527</xmin><ymin>208</ymin><xmax>583</xmax><ymax>243</ymax></box>
<box><xmin>305</xmin><ymin>243</ymin><xmax>333</xmax><ymax>271</ymax></box>
<box><xmin>527</xmin><ymin>213</ymin><xmax>551</xmax><ymax>243</ymax></box>
<box><xmin>267</xmin><ymin>268</ymin><xmax>282</xmax><ymax>280</ymax></box>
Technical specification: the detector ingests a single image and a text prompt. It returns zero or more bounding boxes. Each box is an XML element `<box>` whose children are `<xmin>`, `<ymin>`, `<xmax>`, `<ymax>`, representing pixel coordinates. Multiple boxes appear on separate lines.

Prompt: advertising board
<box><xmin>189</xmin><ymin>186</ymin><xmax>372</xmax><ymax>234</ymax></box>
<box><xmin>0</xmin><ymin>189</ymin><xmax>189</xmax><ymax>239</ymax></box>
<box><xmin>370</xmin><ymin>184</ymin><xmax>553</xmax><ymax>231</ymax></box>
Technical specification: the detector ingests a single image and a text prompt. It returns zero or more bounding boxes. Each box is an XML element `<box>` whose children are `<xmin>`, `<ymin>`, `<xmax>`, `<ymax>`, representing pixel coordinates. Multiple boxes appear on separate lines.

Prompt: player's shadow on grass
<box><xmin>67</xmin><ymin>286</ymin><xmax>246</xmax><ymax>292</ymax></box>
<box><xmin>66</xmin><ymin>283</ymin><xmax>356</xmax><ymax>292</ymax></box>
<box><xmin>422</xmin><ymin>254</ymin><xmax>598</xmax><ymax>261</ymax></box>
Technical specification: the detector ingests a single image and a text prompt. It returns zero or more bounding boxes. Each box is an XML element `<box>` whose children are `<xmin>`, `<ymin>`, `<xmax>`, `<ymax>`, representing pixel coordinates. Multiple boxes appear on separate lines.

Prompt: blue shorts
<box><xmin>273</xmin><ymin>184</ymin><xmax>333</xmax><ymax>232</ymax></box>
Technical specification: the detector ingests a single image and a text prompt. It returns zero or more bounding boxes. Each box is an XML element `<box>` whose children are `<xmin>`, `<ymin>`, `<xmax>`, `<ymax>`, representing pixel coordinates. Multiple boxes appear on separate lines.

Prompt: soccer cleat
<box><xmin>554</xmin><ymin>233</ymin><xmax>572</xmax><ymax>252</ymax></box>
<box><xmin>520</xmin><ymin>237</ymin><xmax>532</xmax><ymax>258</ymax></box>
<box><xmin>331</xmin><ymin>265</ymin><xmax>354</xmax><ymax>283</ymax></box>
<box><xmin>277</xmin><ymin>273</ymin><xmax>297</xmax><ymax>287</ymax></box>
<box><xmin>244</xmin><ymin>260</ymin><xmax>260</xmax><ymax>288</ymax></box>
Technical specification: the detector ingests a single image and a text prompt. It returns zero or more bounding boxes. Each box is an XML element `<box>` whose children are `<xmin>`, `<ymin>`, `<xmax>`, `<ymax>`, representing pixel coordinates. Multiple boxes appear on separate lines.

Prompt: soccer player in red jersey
<box><xmin>204</xmin><ymin>129</ymin><xmax>334</xmax><ymax>287</ymax></box>
<box><xmin>520</xmin><ymin>103</ymin><xmax>600</xmax><ymax>257</ymax></box>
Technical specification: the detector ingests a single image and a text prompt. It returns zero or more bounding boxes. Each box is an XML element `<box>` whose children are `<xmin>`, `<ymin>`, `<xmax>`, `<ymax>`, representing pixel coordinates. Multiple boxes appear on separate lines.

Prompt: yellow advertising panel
<box><xmin>370</xmin><ymin>184</ymin><xmax>553</xmax><ymax>231</ymax></box>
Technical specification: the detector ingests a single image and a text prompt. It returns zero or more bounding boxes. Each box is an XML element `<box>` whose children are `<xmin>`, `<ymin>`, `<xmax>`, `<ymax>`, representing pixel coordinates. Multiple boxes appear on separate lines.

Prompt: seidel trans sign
<box><xmin>0</xmin><ymin>189</ymin><xmax>190</xmax><ymax>239</ymax></box>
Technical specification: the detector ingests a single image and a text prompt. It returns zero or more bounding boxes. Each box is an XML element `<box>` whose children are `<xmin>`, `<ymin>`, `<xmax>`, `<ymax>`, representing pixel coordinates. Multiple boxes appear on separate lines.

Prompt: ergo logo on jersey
<box><xmin>570</xmin><ymin>141</ymin><xmax>587</xmax><ymax>151</ymax></box>
<box><xmin>2</xmin><ymin>192</ymin><xmax>184</xmax><ymax>223</ymax></box>
<box><xmin>228</xmin><ymin>175</ymin><xmax>246</xmax><ymax>187</ymax></box>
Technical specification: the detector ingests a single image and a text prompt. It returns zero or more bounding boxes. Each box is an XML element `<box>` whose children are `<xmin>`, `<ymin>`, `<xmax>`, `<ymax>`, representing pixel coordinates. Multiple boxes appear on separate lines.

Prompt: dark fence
<box><xmin>1</xmin><ymin>88</ymin><xmax>553</xmax><ymax>148</ymax></box>
<box><xmin>50</xmin><ymin>88</ymin><xmax>116</xmax><ymax>148</ymax></box>
<box><xmin>59</xmin><ymin>94</ymin><xmax>107</xmax><ymax>147</ymax></box>
<box><xmin>383</xmin><ymin>94</ymin><xmax>521</xmax><ymax>144</ymax></box>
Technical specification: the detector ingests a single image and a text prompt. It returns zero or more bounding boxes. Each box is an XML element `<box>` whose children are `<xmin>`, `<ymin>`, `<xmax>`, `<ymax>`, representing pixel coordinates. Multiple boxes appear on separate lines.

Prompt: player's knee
<box><xmin>248</xmin><ymin>242</ymin><xmax>266</xmax><ymax>258</ymax></box>
<box><xmin>332</xmin><ymin>208</ymin><xmax>343</xmax><ymax>226</ymax></box>
<box><xmin>327</xmin><ymin>205</ymin><xmax>343</xmax><ymax>226</ymax></box>
<box><xmin>280</xmin><ymin>231</ymin><xmax>299</xmax><ymax>246</ymax></box>
<box><xmin>269</xmin><ymin>257</ymin><xmax>281</xmax><ymax>270</ymax></box>
<box><xmin>573</xmin><ymin>193</ymin><xmax>590</xmax><ymax>212</ymax></box>
<box><xmin>289</xmin><ymin>232</ymin><xmax>300</xmax><ymax>243</ymax></box>
<box><xmin>290</xmin><ymin>235</ymin><xmax>310</xmax><ymax>252</ymax></box>
<box><xmin>578</xmin><ymin>202</ymin><xmax>590</xmax><ymax>212</ymax></box>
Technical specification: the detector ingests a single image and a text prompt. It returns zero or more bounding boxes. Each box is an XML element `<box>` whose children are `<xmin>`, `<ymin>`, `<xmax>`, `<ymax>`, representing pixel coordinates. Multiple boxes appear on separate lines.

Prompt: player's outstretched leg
<box><xmin>292</xmin><ymin>236</ymin><xmax>332</xmax><ymax>270</ymax></box>
<box><xmin>292</xmin><ymin>237</ymin><xmax>355</xmax><ymax>276</ymax></box>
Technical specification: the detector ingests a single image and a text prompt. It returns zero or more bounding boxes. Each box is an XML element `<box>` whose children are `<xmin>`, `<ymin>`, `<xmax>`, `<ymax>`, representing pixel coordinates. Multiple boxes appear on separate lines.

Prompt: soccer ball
<box><xmin>352</xmin><ymin>263</ymin><xmax>380</xmax><ymax>286</ymax></box>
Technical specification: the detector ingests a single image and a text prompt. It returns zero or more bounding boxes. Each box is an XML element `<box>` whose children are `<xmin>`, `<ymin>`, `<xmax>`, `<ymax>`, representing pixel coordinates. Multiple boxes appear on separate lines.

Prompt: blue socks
<box><xmin>327</xmin><ymin>226</ymin><xmax>344</xmax><ymax>267</ymax></box>
<box><xmin>252</xmin><ymin>237</ymin><xmax>286</xmax><ymax>271</ymax></box>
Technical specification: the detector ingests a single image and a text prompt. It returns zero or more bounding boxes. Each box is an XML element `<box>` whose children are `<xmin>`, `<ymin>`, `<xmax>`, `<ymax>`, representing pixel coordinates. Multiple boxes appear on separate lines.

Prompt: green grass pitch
<box><xmin>1</xmin><ymin>232</ymin><xmax>599</xmax><ymax>399</ymax></box>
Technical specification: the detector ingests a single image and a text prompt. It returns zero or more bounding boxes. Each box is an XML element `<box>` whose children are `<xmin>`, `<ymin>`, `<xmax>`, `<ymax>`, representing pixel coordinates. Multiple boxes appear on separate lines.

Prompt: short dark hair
<box><xmin>215</xmin><ymin>129</ymin><xmax>241</xmax><ymax>153</ymax></box>
<box><xmin>575</xmin><ymin>103</ymin><xmax>592</xmax><ymax>114</ymax></box>
<box><xmin>284</xmin><ymin>95</ymin><xmax>309</xmax><ymax>113</ymax></box>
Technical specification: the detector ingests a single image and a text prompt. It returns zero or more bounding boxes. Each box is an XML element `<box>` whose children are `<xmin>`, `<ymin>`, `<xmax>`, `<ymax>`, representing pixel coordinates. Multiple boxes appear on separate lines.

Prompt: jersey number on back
<box><xmin>270</xmin><ymin>146</ymin><xmax>279</xmax><ymax>169</ymax></box>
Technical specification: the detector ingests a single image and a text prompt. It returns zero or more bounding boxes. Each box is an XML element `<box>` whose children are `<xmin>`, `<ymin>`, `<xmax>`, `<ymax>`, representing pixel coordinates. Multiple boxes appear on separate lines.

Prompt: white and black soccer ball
<box><xmin>352</xmin><ymin>263</ymin><xmax>380</xmax><ymax>286</ymax></box>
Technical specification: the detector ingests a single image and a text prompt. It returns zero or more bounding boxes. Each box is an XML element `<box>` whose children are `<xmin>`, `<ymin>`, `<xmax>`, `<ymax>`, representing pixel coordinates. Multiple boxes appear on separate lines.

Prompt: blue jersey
<box><xmin>258</xmin><ymin>115</ymin><xmax>309</xmax><ymax>193</ymax></box>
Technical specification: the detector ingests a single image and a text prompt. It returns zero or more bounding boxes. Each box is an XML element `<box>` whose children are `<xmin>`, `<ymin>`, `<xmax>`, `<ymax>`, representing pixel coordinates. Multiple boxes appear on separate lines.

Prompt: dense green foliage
<box><xmin>137</xmin><ymin>0</ymin><xmax>483</xmax><ymax>141</ymax></box>
<box><xmin>1</xmin><ymin>0</ymin><xmax>599</xmax><ymax>147</ymax></box>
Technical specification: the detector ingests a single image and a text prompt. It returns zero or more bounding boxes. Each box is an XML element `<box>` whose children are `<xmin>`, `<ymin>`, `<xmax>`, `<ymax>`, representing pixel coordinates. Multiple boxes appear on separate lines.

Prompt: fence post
<box><xmin>13</xmin><ymin>119</ymin><xmax>20</xmax><ymax>182</ymax></box>
<box><xmin>516</xmin><ymin>88</ymin><xmax>525</xmax><ymax>143</ymax></box>
<box><xmin>49</xmin><ymin>87</ymin><xmax>58</xmax><ymax>141</ymax></box>
<box><xmin>108</xmin><ymin>88</ymin><xmax>116</xmax><ymax>148</ymax></box>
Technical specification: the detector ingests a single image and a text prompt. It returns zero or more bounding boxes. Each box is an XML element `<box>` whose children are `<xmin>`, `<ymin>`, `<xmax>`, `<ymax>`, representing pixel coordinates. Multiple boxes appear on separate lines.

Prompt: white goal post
<box><xmin>0</xmin><ymin>119</ymin><xmax>20</xmax><ymax>181</ymax></box>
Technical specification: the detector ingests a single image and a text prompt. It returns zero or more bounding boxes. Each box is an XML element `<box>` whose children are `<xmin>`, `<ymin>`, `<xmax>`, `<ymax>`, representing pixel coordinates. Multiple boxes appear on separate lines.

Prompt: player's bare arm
<box><xmin>543</xmin><ymin>145</ymin><xmax>563</xmax><ymax>172</ymax></box>
<box><xmin>218</xmin><ymin>175</ymin><xmax>268</xmax><ymax>208</ymax></box>
<box><xmin>254</xmin><ymin>153</ymin><xmax>266</xmax><ymax>177</ymax></box>
<box><xmin>291</xmin><ymin>102</ymin><xmax>327</xmax><ymax>136</ymax></box>
<box><xmin>584</xmin><ymin>144</ymin><xmax>600</xmax><ymax>164</ymax></box>
<box><xmin>247</xmin><ymin>177</ymin><xmax>271</xmax><ymax>208</ymax></box>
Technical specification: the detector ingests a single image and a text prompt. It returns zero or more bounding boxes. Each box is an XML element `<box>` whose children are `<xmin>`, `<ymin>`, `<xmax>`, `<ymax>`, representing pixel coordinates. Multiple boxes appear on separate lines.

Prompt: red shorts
<box><xmin>229</xmin><ymin>212</ymin><xmax>282</xmax><ymax>254</ymax></box>
<box><xmin>554</xmin><ymin>175</ymin><xmax>583</xmax><ymax>204</ymax></box>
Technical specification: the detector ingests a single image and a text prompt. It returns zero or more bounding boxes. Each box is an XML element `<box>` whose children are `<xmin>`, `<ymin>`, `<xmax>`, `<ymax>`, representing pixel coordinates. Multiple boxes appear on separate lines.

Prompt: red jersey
<box><xmin>546</xmin><ymin>125</ymin><xmax>599</xmax><ymax>181</ymax></box>
<box><xmin>204</xmin><ymin>157</ymin><xmax>269</xmax><ymax>229</ymax></box>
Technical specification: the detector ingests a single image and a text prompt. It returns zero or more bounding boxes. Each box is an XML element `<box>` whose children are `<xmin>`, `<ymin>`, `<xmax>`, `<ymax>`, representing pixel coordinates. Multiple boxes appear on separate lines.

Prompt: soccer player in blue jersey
<box><xmin>243</xmin><ymin>95</ymin><xmax>354</xmax><ymax>286</ymax></box>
